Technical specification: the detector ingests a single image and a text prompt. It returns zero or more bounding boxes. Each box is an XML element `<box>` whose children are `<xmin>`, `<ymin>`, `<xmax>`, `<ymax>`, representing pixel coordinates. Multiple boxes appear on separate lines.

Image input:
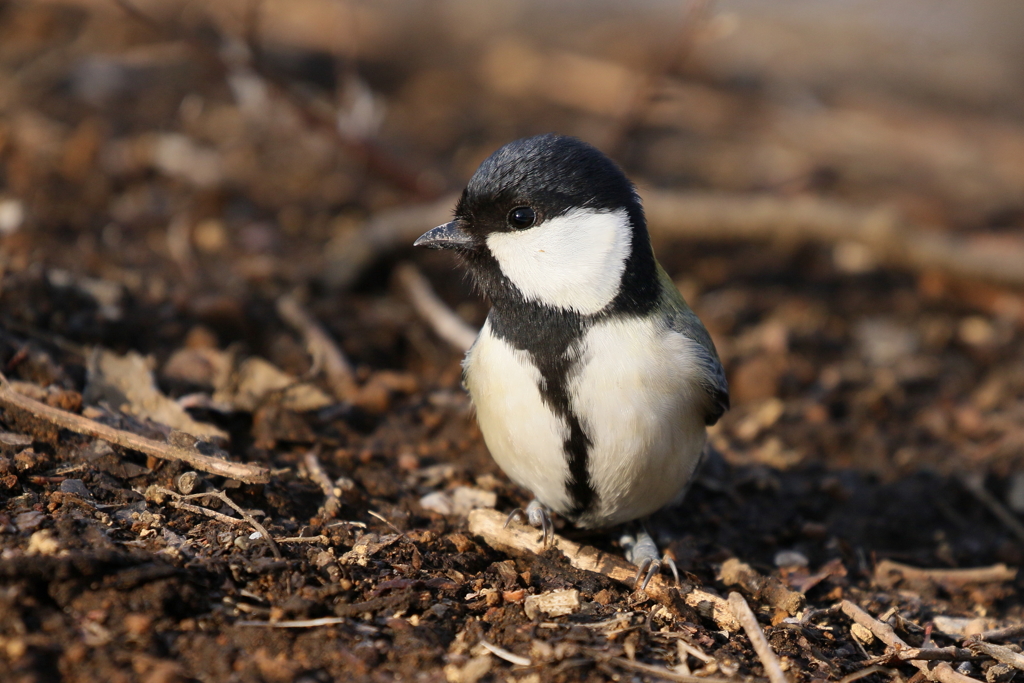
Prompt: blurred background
<box><xmin>3</xmin><ymin>1</ymin><xmax>1024</xmax><ymax>679</ymax></box>
<box><xmin>3</xmin><ymin>0</ymin><xmax>1024</xmax><ymax>521</ymax></box>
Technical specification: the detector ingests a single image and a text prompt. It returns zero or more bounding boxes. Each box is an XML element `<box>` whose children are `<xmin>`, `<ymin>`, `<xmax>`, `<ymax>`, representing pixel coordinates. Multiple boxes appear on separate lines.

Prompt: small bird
<box><xmin>415</xmin><ymin>134</ymin><xmax>728</xmax><ymax>588</ymax></box>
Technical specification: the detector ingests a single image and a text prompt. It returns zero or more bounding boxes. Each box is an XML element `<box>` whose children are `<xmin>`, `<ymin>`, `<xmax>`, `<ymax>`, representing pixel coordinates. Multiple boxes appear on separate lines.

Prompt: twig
<box><xmin>479</xmin><ymin>639</ymin><xmax>531</xmax><ymax>667</ymax></box>
<box><xmin>967</xmin><ymin>641</ymin><xmax>1024</xmax><ymax>672</ymax></box>
<box><xmin>190</xmin><ymin>490</ymin><xmax>281</xmax><ymax>559</ymax></box>
<box><xmin>276</xmin><ymin>293</ymin><xmax>357</xmax><ymax>402</ymax></box>
<box><xmin>642</xmin><ymin>189</ymin><xmax>1024</xmax><ymax>290</ymax></box>
<box><xmin>728</xmin><ymin>592</ymin><xmax>788</xmax><ymax>683</ymax></box>
<box><xmin>967</xmin><ymin>624</ymin><xmax>1024</xmax><ymax>643</ymax></box>
<box><xmin>960</xmin><ymin>474</ymin><xmax>1024</xmax><ymax>545</ymax></box>
<box><xmin>394</xmin><ymin>263</ymin><xmax>478</xmax><ymax>352</ymax></box>
<box><xmin>324</xmin><ymin>194</ymin><xmax>459</xmax><ymax>289</ymax></box>
<box><xmin>326</xmin><ymin>190</ymin><xmax>1024</xmax><ymax>293</ymax></box>
<box><xmin>303</xmin><ymin>448</ymin><xmax>343</xmax><ymax>519</ymax></box>
<box><xmin>237</xmin><ymin>617</ymin><xmax>347</xmax><ymax>628</ymax></box>
<box><xmin>837</xmin><ymin>665</ymin><xmax>897</xmax><ymax>683</ymax></box>
<box><xmin>367</xmin><ymin>510</ymin><xmax>404</xmax><ymax>536</ymax></box>
<box><xmin>156</xmin><ymin>486</ymin><xmax>281</xmax><ymax>559</ymax></box>
<box><xmin>600</xmin><ymin>654</ymin><xmax>744</xmax><ymax>683</ymax></box>
<box><xmin>865</xmin><ymin>646</ymin><xmax>983</xmax><ymax>665</ymax></box>
<box><xmin>875</xmin><ymin>558</ymin><xmax>1017</xmax><ymax>589</ymax></box>
<box><xmin>0</xmin><ymin>372</ymin><xmax>269</xmax><ymax>484</ymax></box>
<box><xmin>840</xmin><ymin>600</ymin><xmax>977</xmax><ymax>683</ymax></box>
<box><xmin>276</xmin><ymin>536</ymin><xmax>329</xmax><ymax>545</ymax></box>
<box><xmin>467</xmin><ymin>509</ymin><xmax>739</xmax><ymax>631</ymax></box>
<box><xmin>168</xmin><ymin>500</ymin><xmax>246</xmax><ymax>526</ymax></box>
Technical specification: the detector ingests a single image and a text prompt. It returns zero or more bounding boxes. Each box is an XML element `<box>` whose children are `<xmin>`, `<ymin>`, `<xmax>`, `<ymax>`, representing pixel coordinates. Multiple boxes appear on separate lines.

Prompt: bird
<box><xmin>414</xmin><ymin>133</ymin><xmax>729</xmax><ymax>588</ymax></box>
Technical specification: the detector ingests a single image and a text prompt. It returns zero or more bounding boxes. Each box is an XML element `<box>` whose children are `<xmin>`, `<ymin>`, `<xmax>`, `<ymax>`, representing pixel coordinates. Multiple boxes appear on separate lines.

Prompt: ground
<box><xmin>0</xmin><ymin>2</ymin><xmax>1023</xmax><ymax>682</ymax></box>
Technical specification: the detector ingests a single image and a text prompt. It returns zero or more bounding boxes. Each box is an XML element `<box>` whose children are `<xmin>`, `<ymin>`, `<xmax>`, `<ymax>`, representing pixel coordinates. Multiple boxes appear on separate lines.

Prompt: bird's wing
<box><xmin>657</xmin><ymin>264</ymin><xmax>730</xmax><ymax>426</ymax></box>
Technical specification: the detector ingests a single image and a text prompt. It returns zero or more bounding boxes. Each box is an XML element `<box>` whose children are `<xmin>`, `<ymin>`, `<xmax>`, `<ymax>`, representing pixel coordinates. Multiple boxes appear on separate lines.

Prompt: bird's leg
<box><xmin>504</xmin><ymin>499</ymin><xmax>554</xmax><ymax>547</ymax></box>
<box><xmin>621</xmin><ymin>521</ymin><xmax>679</xmax><ymax>591</ymax></box>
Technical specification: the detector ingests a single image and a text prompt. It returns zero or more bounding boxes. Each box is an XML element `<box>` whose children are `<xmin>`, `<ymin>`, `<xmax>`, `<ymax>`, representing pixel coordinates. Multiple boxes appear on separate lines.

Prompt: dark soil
<box><xmin>1</xmin><ymin>3</ymin><xmax>1022</xmax><ymax>683</ymax></box>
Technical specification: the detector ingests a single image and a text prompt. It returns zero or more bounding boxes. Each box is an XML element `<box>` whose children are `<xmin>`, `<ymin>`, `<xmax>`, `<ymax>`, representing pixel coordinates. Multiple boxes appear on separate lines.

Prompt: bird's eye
<box><xmin>508</xmin><ymin>206</ymin><xmax>536</xmax><ymax>229</ymax></box>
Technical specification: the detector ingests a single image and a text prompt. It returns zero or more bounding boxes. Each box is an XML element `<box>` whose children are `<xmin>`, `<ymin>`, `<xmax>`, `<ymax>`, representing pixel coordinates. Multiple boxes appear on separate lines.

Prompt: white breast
<box><xmin>569</xmin><ymin>316</ymin><xmax>708</xmax><ymax>528</ymax></box>
<box><xmin>464</xmin><ymin>314</ymin><xmax>709</xmax><ymax>529</ymax></box>
<box><xmin>484</xmin><ymin>207</ymin><xmax>631</xmax><ymax>315</ymax></box>
<box><xmin>462</xmin><ymin>320</ymin><xmax>574</xmax><ymax>516</ymax></box>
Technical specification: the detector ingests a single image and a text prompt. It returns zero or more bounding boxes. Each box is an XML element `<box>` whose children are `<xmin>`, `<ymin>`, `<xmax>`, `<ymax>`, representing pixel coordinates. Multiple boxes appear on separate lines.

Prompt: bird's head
<box><xmin>415</xmin><ymin>134</ymin><xmax>656</xmax><ymax>316</ymax></box>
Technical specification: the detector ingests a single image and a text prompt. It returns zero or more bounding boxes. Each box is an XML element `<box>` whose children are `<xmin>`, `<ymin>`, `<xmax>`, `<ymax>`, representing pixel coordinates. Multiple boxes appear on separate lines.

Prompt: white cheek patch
<box><xmin>485</xmin><ymin>207</ymin><xmax>632</xmax><ymax>315</ymax></box>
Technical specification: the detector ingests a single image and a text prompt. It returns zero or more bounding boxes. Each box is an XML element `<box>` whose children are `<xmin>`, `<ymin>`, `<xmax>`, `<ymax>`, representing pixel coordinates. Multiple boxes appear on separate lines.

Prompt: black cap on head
<box><xmin>456</xmin><ymin>134</ymin><xmax>643</xmax><ymax>234</ymax></box>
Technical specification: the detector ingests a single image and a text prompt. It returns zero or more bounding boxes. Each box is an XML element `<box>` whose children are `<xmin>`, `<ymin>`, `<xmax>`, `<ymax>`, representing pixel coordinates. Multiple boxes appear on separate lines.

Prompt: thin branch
<box><xmin>467</xmin><ymin>509</ymin><xmax>739</xmax><ymax>631</ymax></box>
<box><xmin>966</xmin><ymin>624</ymin><xmax>1024</xmax><ymax>644</ymax></box>
<box><xmin>303</xmin><ymin>448</ymin><xmax>343</xmax><ymax>519</ymax></box>
<box><xmin>598</xmin><ymin>653</ymin><xmax>746</xmax><ymax>683</ymax></box>
<box><xmin>394</xmin><ymin>262</ymin><xmax>478</xmax><ymax>352</ymax></box>
<box><xmin>276</xmin><ymin>293</ymin><xmax>357</xmax><ymax>402</ymax></box>
<box><xmin>237</xmin><ymin>617</ymin><xmax>348</xmax><ymax>628</ymax></box>
<box><xmin>0</xmin><ymin>373</ymin><xmax>269</xmax><ymax>484</ymax></box>
<box><xmin>967</xmin><ymin>641</ymin><xmax>1024</xmax><ymax>672</ymax></box>
<box><xmin>837</xmin><ymin>665</ymin><xmax>898</xmax><ymax>683</ymax></box>
<box><xmin>875</xmin><ymin>558</ymin><xmax>1017</xmax><ymax>589</ymax></box>
<box><xmin>327</xmin><ymin>190</ymin><xmax>1024</xmax><ymax>293</ymax></box>
<box><xmin>728</xmin><ymin>592</ymin><xmax>788</xmax><ymax>683</ymax></box>
<box><xmin>840</xmin><ymin>601</ymin><xmax>977</xmax><ymax>683</ymax></box>
<box><xmin>156</xmin><ymin>486</ymin><xmax>281</xmax><ymax>559</ymax></box>
<box><xmin>960</xmin><ymin>474</ymin><xmax>1024</xmax><ymax>545</ymax></box>
<box><xmin>168</xmin><ymin>500</ymin><xmax>246</xmax><ymax>526</ymax></box>
<box><xmin>642</xmin><ymin>189</ymin><xmax>1024</xmax><ymax>290</ymax></box>
<box><xmin>190</xmin><ymin>490</ymin><xmax>281</xmax><ymax>559</ymax></box>
<box><xmin>479</xmin><ymin>639</ymin><xmax>531</xmax><ymax>667</ymax></box>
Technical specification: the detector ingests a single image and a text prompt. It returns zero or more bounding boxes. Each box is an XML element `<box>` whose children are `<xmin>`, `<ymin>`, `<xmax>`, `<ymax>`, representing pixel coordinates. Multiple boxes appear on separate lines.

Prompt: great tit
<box><xmin>415</xmin><ymin>134</ymin><xmax>729</xmax><ymax>588</ymax></box>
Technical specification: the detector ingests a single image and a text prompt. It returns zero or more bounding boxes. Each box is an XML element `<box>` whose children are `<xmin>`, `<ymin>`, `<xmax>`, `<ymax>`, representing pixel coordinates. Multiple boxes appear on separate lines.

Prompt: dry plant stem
<box><xmin>642</xmin><ymin>190</ymin><xmax>1024</xmax><ymax>289</ymax></box>
<box><xmin>479</xmin><ymin>639</ymin><xmax>532</xmax><ymax>667</ymax></box>
<box><xmin>277</xmin><ymin>536</ymin><xmax>329</xmax><ymax>544</ymax></box>
<box><xmin>237</xmin><ymin>617</ymin><xmax>348</xmax><ymax>628</ymax></box>
<box><xmin>467</xmin><ymin>509</ymin><xmax>739</xmax><ymax>631</ymax></box>
<box><xmin>837</xmin><ymin>665</ymin><xmax>897</xmax><ymax>683</ymax></box>
<box><xmin>968</xmin><ymin>624</ymin><xmax>1024</xmax><ymax>643</ymax></box>
<box><xmin>158</xmin><ymin>487</ymin><xmax>282</xmax><ymax>559</ymax></box>
<box><xmin>0</xmin><ymin>373</ymin><xmax>270</xmax><ymax>484</ymax></box>
<box><xmin>599</xmin><ymin>653</ymin><xmax>742</xmax><ymax>683</ymax></box>
<box><xmin>394</xmin><ymin>262</ymin><xmax>478</xmax><ymax>352</ymax></box>
<box><xmin>895</xmin><ymin>647</ymin><xmax>982</xmax><ymax>662</ymax></box>
<box><xmin>276</xmin><ymin>293</ymin><xmax>357</xmax><ymax>401</ymax></box>
<box><xmin>960</xmin><ymin>474</ymin><xmax>1024</xmax><ymax>545</ymax></box>
<box><xmin>967</xmin><ymin>641</ymin><xmax>1024</xmax><ymax>672</ymax></box>
<box><xmin>336</xmin><ymin>191</ymin><xmax>1024</xmax><ymax>292</ymax></box>
<box><xmin>875</xmin><ymin>558</ymin><xmax>1018</xmax><ymax>586</ymax></box>
<box><xmin>303</xmin><ymin>449</ymin><xmax>342</xmax><ymax>519</ymax></box>
<box><xmin>728</xmin><ymin>592</ymin><xmax>788</xmax><ymax>683</ymax></box>
<box><xmin>324</xmin><ymin>194</ymin><xmax>460</xmax><ymax>289</ymax></box>
<box><xmin>168</xmin><ymin>500</ymin><xmax>246</xmax><ymax>526</ymax></box>
<box><xmin>185</xmin><ymin>490</ymin><xmax>282</xmax><ymax>559</ymax></box>
<box><xmin>839</xmin><ymin>601</ymin><xmax>977</xmax><ymax>683</ymax></box>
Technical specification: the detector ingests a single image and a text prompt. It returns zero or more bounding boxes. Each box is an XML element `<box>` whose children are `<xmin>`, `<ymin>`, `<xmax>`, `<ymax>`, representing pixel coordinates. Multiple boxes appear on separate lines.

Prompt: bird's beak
<box><xmin>414</xmin><ymin>220</ymin><xmax>474</xmax><ymax>250</ymax></box>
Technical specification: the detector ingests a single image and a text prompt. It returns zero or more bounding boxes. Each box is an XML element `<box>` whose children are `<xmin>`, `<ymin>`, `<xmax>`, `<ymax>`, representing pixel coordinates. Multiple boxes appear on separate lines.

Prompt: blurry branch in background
<box><xmin>642</xmin><ymin>189</ymin><xmax>1024</xmax><ymax>290</ymax></box>
<box><xmin>326</xmin><ymin>190</ymin><xmax>1024</xmax><ymax>294</ymax></box>
<box><xmin>324</xmin><ymin>194</ymin><xmax>458</xmax><ymax>289</ymax></box>
<box><xmin>394</xmin><ymin>263</ymin><xmax>478</xmax><ymax>352</ymax></box>
<box><xmin>275</xmin><ymin>293</ymin><xmax>357</xmax><ymax>402</ymax></box>
<box><xmin>111</xmin><ymin>0</ymin><xmax>437</xmax><ymax>197</ymax></box>
<box><xmin>603</xmin><ymin>0</ymin><xmax>710</xmax><ymax>156</ymax></box>
<box><xmin>0</xmin><ymin>371</ymin><xmax>271</xmax><ymax>484</ymax></box>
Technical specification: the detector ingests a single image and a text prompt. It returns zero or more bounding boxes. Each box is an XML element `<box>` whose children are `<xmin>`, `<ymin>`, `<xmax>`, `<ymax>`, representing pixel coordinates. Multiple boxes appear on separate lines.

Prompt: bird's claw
<box><xmin>623</xmin><ymin>524</ymin><xmax>679</xmax><ymax>591</ymax></box>
<box><xmin>504</xmin><ymin>500</ymin><xmax>553</xmax><ymax>547</ymax></box>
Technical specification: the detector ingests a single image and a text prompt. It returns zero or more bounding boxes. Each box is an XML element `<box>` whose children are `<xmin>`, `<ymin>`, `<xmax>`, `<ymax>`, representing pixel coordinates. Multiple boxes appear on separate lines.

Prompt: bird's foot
<box><xmin>621</xmin><ymin>523</ymin><xmax>679</xmax><ymax>591</ymax></box>
<box><xmin>504</xmin><ymin>499</ymin><xmax>554</xmax><ymax>547</ymax></box>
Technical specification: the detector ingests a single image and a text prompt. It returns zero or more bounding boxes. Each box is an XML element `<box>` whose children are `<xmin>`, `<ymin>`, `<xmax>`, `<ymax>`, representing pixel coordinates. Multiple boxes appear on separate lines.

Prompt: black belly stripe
<box><xmin>486</xmin><ymin>301</ymin><xmax>596</xmax><ymax>518</ymax></box>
